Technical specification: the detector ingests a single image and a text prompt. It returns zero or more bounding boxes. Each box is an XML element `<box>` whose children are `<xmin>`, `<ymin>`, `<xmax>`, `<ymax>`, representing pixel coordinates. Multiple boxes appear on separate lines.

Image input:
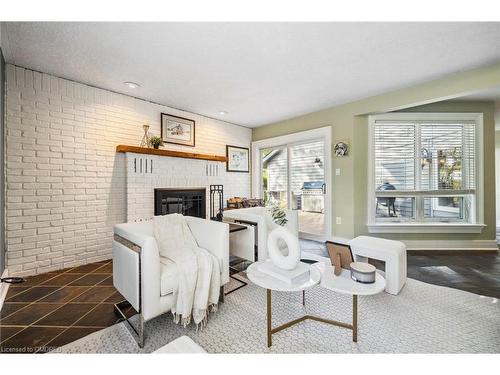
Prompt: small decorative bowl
<box><xmin>350</xmin><ymin>262</ymin><xmax>376</xmax><ymax>284</ymax></box>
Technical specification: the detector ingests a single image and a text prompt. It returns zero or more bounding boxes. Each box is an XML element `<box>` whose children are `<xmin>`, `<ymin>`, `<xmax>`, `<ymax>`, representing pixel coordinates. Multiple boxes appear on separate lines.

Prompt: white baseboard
<box><xmin>0</xmin><ymin>268</ymin><xmax>10</xmax><ymax>312</ymax></box>
<box><xmin>403</xmin><ymin>239</ymin><xmax>498</xmax><ymax>251</ymax></box>
<box><xmin>325</xmin><ymin>236</ymin><xmax>498</xmax><ymax>252</ymax></box>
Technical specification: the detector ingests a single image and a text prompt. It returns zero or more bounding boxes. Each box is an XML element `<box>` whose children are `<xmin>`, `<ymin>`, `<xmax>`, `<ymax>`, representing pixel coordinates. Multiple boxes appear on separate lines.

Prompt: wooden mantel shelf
<box><xmin>116</xmin><ymin>145</ymin><xmax>227</xmax><ymax>162</ymax></box>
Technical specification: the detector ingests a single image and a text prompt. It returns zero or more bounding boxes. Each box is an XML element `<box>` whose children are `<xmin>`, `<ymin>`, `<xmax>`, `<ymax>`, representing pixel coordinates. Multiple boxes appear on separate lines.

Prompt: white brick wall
<box><xmin>4</xmin><ymin>65</ymin><xmax>251</xmax><ymax>276</ymax></box>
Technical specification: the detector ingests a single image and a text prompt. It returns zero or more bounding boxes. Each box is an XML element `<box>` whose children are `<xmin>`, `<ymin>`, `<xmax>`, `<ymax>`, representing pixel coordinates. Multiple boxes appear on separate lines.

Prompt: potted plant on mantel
<box><xmin>149</xmin><ymin>136</ymin><xmax>164</xmax><ymax>149</ymax></box>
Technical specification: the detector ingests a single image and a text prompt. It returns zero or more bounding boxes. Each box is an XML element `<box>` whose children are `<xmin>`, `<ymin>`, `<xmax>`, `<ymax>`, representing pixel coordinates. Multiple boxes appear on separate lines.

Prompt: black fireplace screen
<box><xmin>154</xmin><ymin>189</ymin><xmax>206</xmax><ymax>218</ymax></box>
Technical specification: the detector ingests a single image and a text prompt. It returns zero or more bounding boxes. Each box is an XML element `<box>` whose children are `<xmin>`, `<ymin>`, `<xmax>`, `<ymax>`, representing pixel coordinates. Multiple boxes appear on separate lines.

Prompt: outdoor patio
<box><xmin>298</xmin><ymin>211</ymin><xmax>325</xmax><ymax>235</ymax></box>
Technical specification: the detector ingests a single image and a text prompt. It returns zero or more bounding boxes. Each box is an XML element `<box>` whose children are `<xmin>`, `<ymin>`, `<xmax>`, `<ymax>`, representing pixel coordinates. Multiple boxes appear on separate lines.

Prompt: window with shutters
<box><xmin>367</xmin><ymin>113</ymin><xmax>484</xmax><ymax>233</ymax></box>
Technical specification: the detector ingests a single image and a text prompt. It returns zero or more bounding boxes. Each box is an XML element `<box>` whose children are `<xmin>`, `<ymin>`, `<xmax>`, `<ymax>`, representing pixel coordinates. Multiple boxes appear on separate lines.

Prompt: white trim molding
<box><xmin>367</xmin><ymin>112</ymin><xmax>484</xmax><ymax>234</ymax></box>
<box><xmin>252</xmin><ymin>126</ymin><xmax>332</xmax><ymax>241</ymax></box>
<box><xmin>403</xmin><ymin>239</ymin><xmax>498</xmax><ymax>251</ymax></box>
<box><xmin>328</xmin><ymin>236</ymin><xmax>496</xmax><ymax>251</ymax></box>
<box><xmin>367</xmin><ymin>223</ymin><xmax>486</xmax><ymax>234</ymax></box>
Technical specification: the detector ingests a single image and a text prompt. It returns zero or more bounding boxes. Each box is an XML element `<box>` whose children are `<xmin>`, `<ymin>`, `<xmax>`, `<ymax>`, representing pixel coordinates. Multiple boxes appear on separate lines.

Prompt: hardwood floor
<box><xmin>370</xmin><ymin>252</ymin><xmax>500</xmax><ymax>299</ymax></box>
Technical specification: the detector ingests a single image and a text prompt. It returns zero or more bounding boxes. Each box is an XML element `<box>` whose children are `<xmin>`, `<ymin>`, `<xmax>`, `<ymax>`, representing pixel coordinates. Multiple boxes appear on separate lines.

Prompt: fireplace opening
<box><xmin>154</xmin><ymin>188</ymin><xmax>206</xmax><ymax>218</ymax></box>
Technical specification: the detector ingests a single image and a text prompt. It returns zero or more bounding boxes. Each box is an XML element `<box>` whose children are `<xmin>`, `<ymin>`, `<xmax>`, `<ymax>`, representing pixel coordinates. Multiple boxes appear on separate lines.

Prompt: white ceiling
<box><xmin>2</xmin><ymin>22</ymin><xmax>500</xmax><ymax>127</ymax></box>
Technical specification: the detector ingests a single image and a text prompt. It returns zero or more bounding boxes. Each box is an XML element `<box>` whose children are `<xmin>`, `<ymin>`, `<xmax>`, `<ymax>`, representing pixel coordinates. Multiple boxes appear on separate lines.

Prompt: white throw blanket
<box><xmin>153</xmin><ymin>214</ymin><xmax>220</xmax><ymax>328</ymax></box>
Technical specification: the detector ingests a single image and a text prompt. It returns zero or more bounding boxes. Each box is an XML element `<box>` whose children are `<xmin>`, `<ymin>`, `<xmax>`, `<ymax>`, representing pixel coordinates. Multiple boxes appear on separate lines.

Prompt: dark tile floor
<box><xmin>0</xmin><ymin>259</ymin><xmax>129</xmax><ymax>354</ymax></box>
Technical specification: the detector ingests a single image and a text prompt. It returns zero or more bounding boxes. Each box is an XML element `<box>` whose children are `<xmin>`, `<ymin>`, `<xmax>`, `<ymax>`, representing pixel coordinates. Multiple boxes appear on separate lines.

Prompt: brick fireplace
<box><xmin>123</xmin><ymin>150</ymin><xmax>248</xmax><ymax>222</ymax></box>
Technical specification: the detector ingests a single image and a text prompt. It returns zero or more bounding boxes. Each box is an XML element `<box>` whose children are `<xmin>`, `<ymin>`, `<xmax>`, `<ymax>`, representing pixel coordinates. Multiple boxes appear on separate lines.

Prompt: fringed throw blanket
<box><xmin>153</xmin><ymin>214</ymin><xmax>220</xmax><ymax>328</ymax></box>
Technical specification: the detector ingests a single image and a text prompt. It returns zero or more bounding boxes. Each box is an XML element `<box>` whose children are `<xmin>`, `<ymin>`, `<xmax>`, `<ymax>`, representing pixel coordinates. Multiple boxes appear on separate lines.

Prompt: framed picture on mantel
<box><xmin>161</xmin><ymin>113</ymin><xmax>195</xmax><ymax>147</ymax></box>
<box><xmin>226</xmin><ymin>145</ymin><xmax>249</xmax><ymax>173</ymax></box>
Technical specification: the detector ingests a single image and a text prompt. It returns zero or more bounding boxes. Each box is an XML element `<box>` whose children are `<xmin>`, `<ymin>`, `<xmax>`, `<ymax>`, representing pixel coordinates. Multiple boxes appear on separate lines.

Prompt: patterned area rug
<box><xmin>56</xmin><ymin>274</ymin><xmax>500</xmax><ymax>353</ymax></box>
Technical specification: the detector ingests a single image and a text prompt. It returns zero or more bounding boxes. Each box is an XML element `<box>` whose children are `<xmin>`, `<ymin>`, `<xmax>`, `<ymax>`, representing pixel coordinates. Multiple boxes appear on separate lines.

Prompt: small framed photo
<box><xmin>226</xmin><ymin>145</ymin><xmax>249</xmax><ymax>173</ymax></box>
<box><xmin>161</xmin><ymin>113</ymin><xmax>195</xmax><ymax>147</ymax></box>
<box><xmin>334</xmin><ymin>141</ymin><xmax>349</xmax><ymax>157</ymax></box>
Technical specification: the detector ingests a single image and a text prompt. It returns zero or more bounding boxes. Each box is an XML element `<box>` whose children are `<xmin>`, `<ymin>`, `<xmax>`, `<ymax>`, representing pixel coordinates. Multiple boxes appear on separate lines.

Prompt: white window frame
<box><xmin>251</xmin><ymin>126</ymin><xmax>332</xmax><ymax>241</ymax></box>
<box><xmin>367</xmin><ymin>112</ymin><xmax>485</xmax><ymax>234</ymax></box>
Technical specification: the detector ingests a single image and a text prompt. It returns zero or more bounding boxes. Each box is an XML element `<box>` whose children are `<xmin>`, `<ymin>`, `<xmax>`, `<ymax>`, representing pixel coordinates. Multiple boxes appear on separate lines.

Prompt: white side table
<box><xmin>348</xmin><ymin>236</ymin><xmax>406</xmax><ymax>295</ymax></box>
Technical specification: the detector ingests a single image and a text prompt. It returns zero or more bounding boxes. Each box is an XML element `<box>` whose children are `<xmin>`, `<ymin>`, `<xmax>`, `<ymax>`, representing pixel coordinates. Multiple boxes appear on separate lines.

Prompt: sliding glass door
<box><xmin>259</xmin><ymin>139</ymin><xmax>327</xmax><ymax>238</ymax></box>
<box><xmin>261</xmin><ymin>146</ymin><xmax>288</xmax><ymax>208</ymax></box>
<box><xmin>290</xmin><ymin>141</ymin><xmax>326</xmax><ymax>236</ymax></box>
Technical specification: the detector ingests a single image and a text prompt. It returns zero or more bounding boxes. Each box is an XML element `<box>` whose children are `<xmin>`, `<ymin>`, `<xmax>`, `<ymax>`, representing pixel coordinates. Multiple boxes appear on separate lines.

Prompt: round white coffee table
<box><xmin>246</xmin><ymin>260</ymin><xmax>320</xmax><ymax>347</ymax></box>
<box><xmin>247</xmin><ymin>259</ymin><xmax>386</xmax><ymax>346</ymax></box>
<box><xmin>313</xmin><ymin>261</ymin><xmax>386</xmax><ymax>342</ymax></box>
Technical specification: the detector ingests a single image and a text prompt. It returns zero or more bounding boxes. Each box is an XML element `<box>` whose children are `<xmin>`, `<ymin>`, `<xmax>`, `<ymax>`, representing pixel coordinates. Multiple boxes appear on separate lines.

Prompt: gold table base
<box><xmin>266</xmin><ymin>289</ymin><xmax>358</xmax><ymax>347</ymax></box>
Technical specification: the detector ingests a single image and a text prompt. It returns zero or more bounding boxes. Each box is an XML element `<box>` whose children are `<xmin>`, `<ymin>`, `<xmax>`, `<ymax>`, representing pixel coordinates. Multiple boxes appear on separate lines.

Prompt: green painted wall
<box><xmin>354</xmin><ymin>101</ymin><xmax>495</xmax><ymax>242</ymax></box>
<box><xmin>253</xmin><ymin>63</ymin><xmax>500</xmax><ymax>241</ymax></box>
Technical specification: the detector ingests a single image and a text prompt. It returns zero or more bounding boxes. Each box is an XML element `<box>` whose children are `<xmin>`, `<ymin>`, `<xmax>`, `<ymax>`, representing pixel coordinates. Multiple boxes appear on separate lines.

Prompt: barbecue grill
<box><xmin>300</xmin><ymin>181</ymin><xmax>325</xmax><ymax>213</ymax></box>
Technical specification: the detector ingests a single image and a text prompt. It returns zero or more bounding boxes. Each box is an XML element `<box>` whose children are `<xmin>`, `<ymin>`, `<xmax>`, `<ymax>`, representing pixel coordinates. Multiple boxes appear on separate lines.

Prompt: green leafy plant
<box><xmin>438</xmin><ymin>147</ymin><xmax>462</xmax><ymax>189</ymax></box>
<box><xmin>268</xmin><ymin>198</ymin><xmax>288</xmax><ymax>226</ymax></box>
<box><xmin>270</xmin><ymin>205</ymin><xmax>288</xmax><ymax>226</ymax></box>
<box><xmin>149</xmin><ymin>136</ymin><xmax>163</xmax><ymax>149</ymax></box>
<box><xmin>438</xmin><ymin>147</ymin><xmax>462</xmax><ymax>207</ymax></box>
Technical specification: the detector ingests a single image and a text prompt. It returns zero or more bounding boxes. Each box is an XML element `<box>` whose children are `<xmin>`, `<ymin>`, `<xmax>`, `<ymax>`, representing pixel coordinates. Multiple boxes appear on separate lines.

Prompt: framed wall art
<box><xmin>334</xmin><ymin>141</ymin><xmax>349</xmax><ymax>157</ymax></box>
<box><xmin>226</xmin><ymin>145</ymin><xmax>249</xmax><ymax>173</ymax></box>
<box><xmin>161</xmin><ymin>113</ymin><xmax>195</xmax><ymax>147</ymax></box>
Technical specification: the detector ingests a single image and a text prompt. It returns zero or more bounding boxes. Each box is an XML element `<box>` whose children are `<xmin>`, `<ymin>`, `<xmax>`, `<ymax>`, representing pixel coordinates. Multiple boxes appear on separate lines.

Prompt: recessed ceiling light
<box><xmin>124</xmin><ymin>81</ymin><xmax>140</xmax><ymax>89</ymax></box>
<box><xmin>218</xmin><ymin>111</ymin><xmax>228</xmax><ymax>115</ymax></box>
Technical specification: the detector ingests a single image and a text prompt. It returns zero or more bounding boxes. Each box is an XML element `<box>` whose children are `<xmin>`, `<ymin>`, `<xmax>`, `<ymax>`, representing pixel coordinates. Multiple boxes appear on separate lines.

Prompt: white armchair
<box><xmin>223</xmin><ymin>207</ymin><xmax>298</xmax><ymax>261</ymax></box>
<box><xmin>112</xmin><ymin>216</ymin><xmax>229</xmax><ymax>347</ymax></box>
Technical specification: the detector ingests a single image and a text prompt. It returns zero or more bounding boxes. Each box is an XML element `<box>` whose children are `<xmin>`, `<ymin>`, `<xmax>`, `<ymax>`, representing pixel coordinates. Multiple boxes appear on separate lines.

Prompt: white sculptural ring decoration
<box><xmin>267</xmin><ymin>227</ymin><xmax>300</xmax><ymax>270</ymax></box>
